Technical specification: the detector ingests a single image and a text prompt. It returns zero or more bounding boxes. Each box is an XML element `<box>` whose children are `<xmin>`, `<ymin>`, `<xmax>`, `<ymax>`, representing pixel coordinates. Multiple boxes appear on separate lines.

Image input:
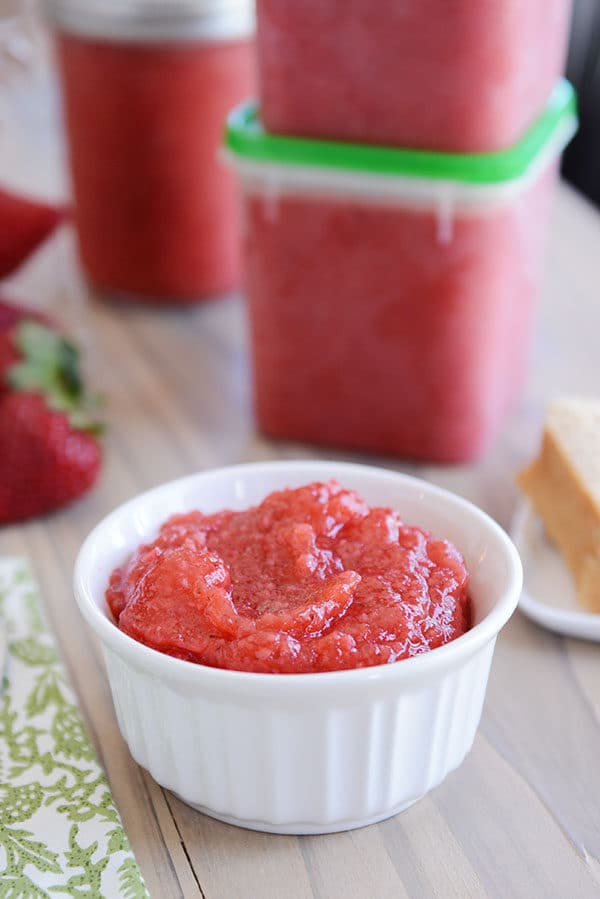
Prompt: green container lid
<box><xmin>226</xmin><ymin>79</ymin><xmax>577</xmax><ymax>185</ymax></box>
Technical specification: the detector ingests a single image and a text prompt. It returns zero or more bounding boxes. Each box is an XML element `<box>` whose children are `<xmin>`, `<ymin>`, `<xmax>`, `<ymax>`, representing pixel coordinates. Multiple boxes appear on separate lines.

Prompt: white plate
<box><xmin>511</xmin><ymin>500</ymin><xmax>600</xmax><ymax>641</ymax></box>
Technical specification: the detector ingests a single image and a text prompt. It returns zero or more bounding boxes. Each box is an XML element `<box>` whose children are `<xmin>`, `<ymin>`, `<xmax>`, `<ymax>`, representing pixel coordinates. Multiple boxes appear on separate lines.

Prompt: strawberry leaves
<box><xmin>7</xmin><ymin>322</ymin><xmax>103</xmax><ymax>434</ymax></box>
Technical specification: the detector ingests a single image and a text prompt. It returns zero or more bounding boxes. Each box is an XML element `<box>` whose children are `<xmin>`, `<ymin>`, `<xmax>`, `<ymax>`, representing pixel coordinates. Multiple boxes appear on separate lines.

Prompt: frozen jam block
<box><xmin>519</xmin><ymin>397</ymin><xmax>600</xmax><ymax>613</ymax></box>
<box><xmin>257</xmin><ymin>0</ymin><xmax>571</xmax><ymax>151</ymax></box>
<box><xmin>57</xmin><ymin>35</ymin><xmax>255</xmax><ymax>301</ymax></box>
<box><xmin>243</xmin><ymin>168</ymin><xmax>555</xmax><ymax>463</ymax></box>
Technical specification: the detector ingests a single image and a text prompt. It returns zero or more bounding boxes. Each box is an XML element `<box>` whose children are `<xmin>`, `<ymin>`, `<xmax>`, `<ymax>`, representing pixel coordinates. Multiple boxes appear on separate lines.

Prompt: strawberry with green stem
<box><xmin>0</xmin><ymin>310</ymin><xmax>103</xmax><ymax>524</ymax></box>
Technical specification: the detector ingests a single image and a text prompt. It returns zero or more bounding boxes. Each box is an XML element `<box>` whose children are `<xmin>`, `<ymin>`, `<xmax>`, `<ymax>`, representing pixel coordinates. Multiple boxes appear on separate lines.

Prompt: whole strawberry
<box><xmin>0</xmin><ymin>310</ymin><xmax>102</xmax><ymax>524</ymax></box>
<box><xmin>0</xmin><ymin>393</ymin><xmax>101</xmax><ymax>523</ymax></box>
<box><xmin>0</xmin><ymin>186</ymin><xmax>65</xmax><ymax>277</ymax></box>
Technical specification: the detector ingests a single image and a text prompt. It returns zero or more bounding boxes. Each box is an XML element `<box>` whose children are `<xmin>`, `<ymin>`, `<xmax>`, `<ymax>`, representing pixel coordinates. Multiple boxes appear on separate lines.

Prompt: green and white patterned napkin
<box><xmin>0</xmin><ymin>557</ymin><xmax>149</xmax><ymax>898</ymax></box>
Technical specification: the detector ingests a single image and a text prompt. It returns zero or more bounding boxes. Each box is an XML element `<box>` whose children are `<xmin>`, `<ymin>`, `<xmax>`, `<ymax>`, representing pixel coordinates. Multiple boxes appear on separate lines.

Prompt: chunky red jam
<box><xmin>107</xmin><ymin>481</ymin><xmax>470</xmax><ymax>673</ymax></box>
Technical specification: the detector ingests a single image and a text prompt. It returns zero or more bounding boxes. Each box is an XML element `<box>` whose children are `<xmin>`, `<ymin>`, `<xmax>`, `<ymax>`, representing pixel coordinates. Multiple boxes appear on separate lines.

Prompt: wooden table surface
<box><xmin>1</xmin><ymin>182</ymin><xmax>598</xmax><ymax>899</ymax></box>
<box><xmin>1</xmin><ymin>84</ymin><xmax>600</xmax><ymax>894</ymax></box>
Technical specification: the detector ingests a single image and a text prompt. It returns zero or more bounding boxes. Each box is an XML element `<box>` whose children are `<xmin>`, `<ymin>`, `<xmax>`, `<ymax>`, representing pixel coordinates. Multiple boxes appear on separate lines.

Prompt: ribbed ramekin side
<box><xmin>102</xmin><ymin>639</ymin><xmax>496</xmax><ymax>832</ymax></box>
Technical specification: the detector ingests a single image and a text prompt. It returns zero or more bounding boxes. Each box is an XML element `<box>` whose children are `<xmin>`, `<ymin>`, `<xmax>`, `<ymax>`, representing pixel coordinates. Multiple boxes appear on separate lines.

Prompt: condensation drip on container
<box><xmin>263</xmin><ymin>177</ymin><xmax>281</xmax><ymax>224</ymax></box>
<box><xmin>436</xmin><ymin>186</ymin><xmax>455</xmax><ymax>245</ymax></box>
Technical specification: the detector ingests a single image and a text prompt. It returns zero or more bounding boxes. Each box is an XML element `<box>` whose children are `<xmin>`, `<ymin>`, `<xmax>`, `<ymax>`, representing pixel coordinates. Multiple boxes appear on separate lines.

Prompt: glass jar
<box><xmin>47</xmin><ymin>0</ymin><xmax>255</xmax><ymax>304</ymax></box>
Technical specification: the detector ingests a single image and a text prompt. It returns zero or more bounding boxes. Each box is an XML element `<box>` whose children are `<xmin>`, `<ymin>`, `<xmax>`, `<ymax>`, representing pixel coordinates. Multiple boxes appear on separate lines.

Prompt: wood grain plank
<box><xmin>481</xmin><ymin>613</ymin><xmax>600</xmax><ymax>864</ymax></box>
<box><xmin>165</xmin><ymin>793</ymin><xmax>315</xmax><ymax>899</ymax></box>
<box><xmin>142</xmin><ymin>774</ymin><xmax>205</xmax><ymax>899</ymax></box>
<box><xmin>432</xmin><ymin>734</ymin><xmax>600</xmax><ymax>899</ymax></box>
<box><xmin>565</xmin><ymin>638</ymin><xmax>600</xmax><ymax>725</ymax></box>
<box><xmin>300</xmin><ymin>828</ymin><xmax>411</xmax><ymax>899</ymax></box>
<box><xmin>379</xmin><ymin>796</ymin><xmax>487</xmax><ymax>899</ymax></box>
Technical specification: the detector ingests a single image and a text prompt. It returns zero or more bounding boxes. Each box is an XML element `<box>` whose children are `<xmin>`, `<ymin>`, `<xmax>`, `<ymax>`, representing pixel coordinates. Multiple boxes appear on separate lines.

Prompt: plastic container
<box><xmin>226</xmin><ymin>82</ymin><xmax>577</xmax><ymax>463</ymax></box>
<box><xmin>47</xmin><ymin>0</ymin><xmax>255</xmax><ymax>303</ymax></box>
<box><xmin>256</xmin><ymin>0</ymin><xmax>572</xmax><ymax>152</ymax></box>
<box><xmin>74</xmin><ymin>460</ymin><xmax>522</xmax><ymax>833</ymax></box>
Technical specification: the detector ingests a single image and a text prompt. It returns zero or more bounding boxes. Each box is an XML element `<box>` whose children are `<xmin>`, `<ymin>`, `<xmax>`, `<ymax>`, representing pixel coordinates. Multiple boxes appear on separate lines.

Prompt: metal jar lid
<box><xmin>45</xmin><ymin>0</ymin><xmax>255</xmax><ymax>43</ymax></box>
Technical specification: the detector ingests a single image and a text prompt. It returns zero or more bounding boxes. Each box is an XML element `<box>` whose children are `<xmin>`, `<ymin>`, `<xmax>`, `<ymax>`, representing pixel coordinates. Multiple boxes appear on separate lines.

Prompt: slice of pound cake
<box><xmin>519</xmin><ymin>397</ymin><xmax>600</xmax><ymax>613</ymax></box>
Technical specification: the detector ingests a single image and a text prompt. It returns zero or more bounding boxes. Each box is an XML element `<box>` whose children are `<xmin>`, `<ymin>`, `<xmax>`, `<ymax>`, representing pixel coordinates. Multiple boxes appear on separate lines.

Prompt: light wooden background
<box><xmin>1</xmin><ymin>25</ymin><xmax>600</xmax><ymax>899</ymax></box>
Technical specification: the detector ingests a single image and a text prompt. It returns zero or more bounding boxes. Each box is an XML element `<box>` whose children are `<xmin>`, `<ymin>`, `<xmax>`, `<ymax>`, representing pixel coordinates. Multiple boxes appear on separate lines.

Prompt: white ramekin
<box><xmin>74</xmin><ymin>461</ymin><xmax>522</xmax><ymax>834</ymax></box>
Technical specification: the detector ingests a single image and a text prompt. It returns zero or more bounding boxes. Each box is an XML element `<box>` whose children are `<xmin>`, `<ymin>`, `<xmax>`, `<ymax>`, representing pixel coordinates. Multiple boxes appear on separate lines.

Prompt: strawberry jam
<box><xmin>107</xmin><ymin>481</ymin><xmax>470</xmax><ymax>674</ymax></box>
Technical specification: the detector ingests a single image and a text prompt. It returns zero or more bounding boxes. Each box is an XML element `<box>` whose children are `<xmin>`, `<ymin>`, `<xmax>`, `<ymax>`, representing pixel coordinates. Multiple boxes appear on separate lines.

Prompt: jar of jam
<box><xmin>47</xmin><ymin>0</ymin><xmax>255</xmax><ymax>304</ymax></box>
